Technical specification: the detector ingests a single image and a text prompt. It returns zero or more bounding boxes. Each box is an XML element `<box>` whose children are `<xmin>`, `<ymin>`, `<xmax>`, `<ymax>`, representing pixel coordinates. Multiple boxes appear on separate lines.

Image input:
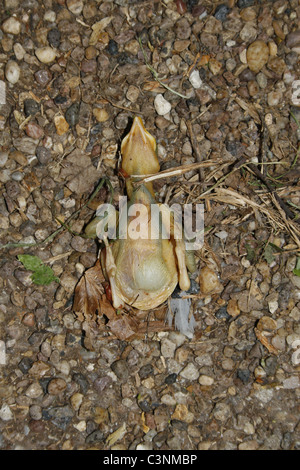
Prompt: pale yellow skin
<box><xmin>86</xmin><ymin>117</ymin><xmax>192</xmax><ymax>310</ymax></box>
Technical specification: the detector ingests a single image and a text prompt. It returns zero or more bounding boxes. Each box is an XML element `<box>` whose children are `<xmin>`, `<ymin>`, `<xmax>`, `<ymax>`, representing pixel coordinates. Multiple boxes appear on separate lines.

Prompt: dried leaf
<box><xmin>73</xmin><ymin>260</ymin><xmax>105</xmax><ymax>322</ymax></box>
<box><xmin>107</xmin><ymin>315</ymin><xmax>138</xmax><ymax>341</ymax></box>
<box><xmin>106</xmin><ymin>422</ymin><xmax>126</xmax><ymax>447</ymax></box>
<box><xmin>254</xmin><ymin>327</ymin><xmax>279</xmax><ymax>356</ymax></box>
<box><xmin>89</xmin><ymin>17</ymin><xmax>113</xmax><ymax>45</ymax></box>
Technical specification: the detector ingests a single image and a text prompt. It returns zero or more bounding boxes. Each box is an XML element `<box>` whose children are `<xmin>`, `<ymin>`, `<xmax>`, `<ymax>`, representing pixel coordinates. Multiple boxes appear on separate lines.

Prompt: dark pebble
<box><xmin>36</xmin><ymin>146</ymin><xmax>51</xmax><ymax>165</ymax></box>
<box><xmin>24</xmin><ymin>99</ymin><xmax>40</xmax><ymax>117</ymax></box>
<box><xmin>27</xmin><ymin>331</ymin><xmax>45</xmax><ymax>346</ymax></box>
<box><xmin>215</xmin><ymin>306</ymin><xmax>231</xmax><ymax>321</ymax></box>
<box><xmin>237</xmin><ymin>0</ymin><xmax>254</xmax><ymax>8</ymax></box>
<box><xmin>111</xmin><ymin>359</ymin><xmax>129</xmax><ymax>381</ymax></box>
<box><xmin>39</xmin><ymin>377</ymin><xmax>52</xmax><ymax>394</ymax></box>
<box><xmin>85</xmin><ymin>430</ymin><xmax>105</xmax><ymax>445</ymax></box>
<box><xmin>165</xmin><ymin>373</ymin><xmax>177</xmax><ymax>385</ymax></box>
<box><xmin>47</xmin><ymin>28</ymin><xmax>61</xmax><ymax>48</ymax></box>
<box><xmin>139</xmin><ymin>363</ymin><xmax>154</xmax><ymax>379</ymax></box>
<box><xmin>34</xmin><ymin>69</ymin><xmax>52</xmax><ymax>87</ymax></box>
<box><xmin>138</xmin><ymin>399</ymin><xmax>152</xmax><ymax>412</ymax></box>
<box><xmin>65</xmin><ymin>102</ymin><xmax>80</xmax><ymax>127</ymax></box>
<box><xmin>107</xmin><ymin>39</ymin><xmax>118</xmax><ymax>56</ymax></box>
<box><xmin>214</xmin><ymin>4</ymin><xmax>231</xmax><ymax>21</ymax></box>
<box><xmin>237</xmin><ymin>369</ymin><xmax>251</xmax><ymax>384</ymax></box>
<box><xmin>43</xmin><ymin>405</ymin><xmax>74</xmax><ymax>430</ymax></box>
<box><xmin>72</xmin><ymin>372</ymin><xmax>89</xmax><ymax>394</ymax></box>
<box><xmin>18</xmin><ymin>357</ymin><xmax>33</xmax><ymax>374</ymax></box>
<box><xmin>186</xmin><ymin>0</ymin><xmax>199</xmax><ymax>12</ymax></box>
<box><xmin>54</xmin><ymin>95</ymin><xmax>68</xmax><ymax>105</ymax></box>
<box><xmin>171</xmin><ymin>419</ymin><xmax>188</xmax><ymax>430</ymax></box>
<box><xmin>281</xmin><ymin>432</ymin><xmax>292</xmax><ymax>450</ymax></box>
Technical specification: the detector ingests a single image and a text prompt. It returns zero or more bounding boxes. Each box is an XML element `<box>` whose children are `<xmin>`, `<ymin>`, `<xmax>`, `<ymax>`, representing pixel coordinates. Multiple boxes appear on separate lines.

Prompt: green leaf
<box><xmin>293</xmin><ymin>257</ymin><xmax>300</xmax><ymax>277</ymax></box>
<box><xmin>263</xmin><ymin>244</ymin><xmax>275</xmax><ymax>265</ymax></box>
<box><xmin>17</xmin><ymin>254</ymin><xmax>43</xmax><ymax>271</ymax></box>
<box><xmin>245</xmin><ymin>243</ymin><xmax>255</xmax><ymax>262</ymax></box>
<box><xmin>17</xmin><ymin>254</ymin><xmax>59</xmax><ymax>286</ymax></box>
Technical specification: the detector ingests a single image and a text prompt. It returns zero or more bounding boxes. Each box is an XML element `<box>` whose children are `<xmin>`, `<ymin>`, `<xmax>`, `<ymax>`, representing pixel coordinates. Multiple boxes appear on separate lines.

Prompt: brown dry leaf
<box><xmin>254</xmin><ymin>327</ymin><xmax>279</xmax><ymax>356</ymax></box>
<box><xmin>73</xmin><ymin>260</ymin><xmax>106</xmax><ymax>322</ymax></box>
<box><xmin>107</xmin><ymin>314</ymin><xmax>139</xmax><ymax>341</ymax></box>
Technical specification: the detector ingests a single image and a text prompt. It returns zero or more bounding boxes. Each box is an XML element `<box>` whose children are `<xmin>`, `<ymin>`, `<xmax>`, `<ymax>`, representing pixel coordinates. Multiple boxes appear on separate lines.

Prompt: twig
<box><xmin>138</xmin><ymin>37</ymin><xmax>189</xmax><ymax>99</ymax></box>
<box><xmin>131</xmin><ymin>160</ymin><xmax>220</xmax><ymax>186</ymax></box>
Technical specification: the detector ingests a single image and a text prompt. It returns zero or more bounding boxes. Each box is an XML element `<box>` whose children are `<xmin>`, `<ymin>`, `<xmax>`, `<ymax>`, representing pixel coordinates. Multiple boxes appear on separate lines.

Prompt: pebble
<box><xmin>13</xmin><ymin>42</ymin><xmax>25</xmax><ymax>60</ymax></box>
<box><xmin>126</xmin><ymin>85</ymin><xmax>139</xmax><ymax>103</ymax></box>
<box><xmin>93</xmin><ymin>108</ymin><xmax>109</xmax><ymax>122</ymax></box>
<box><xmin>47</xmin><ymin>28</ymin><xmax>61</xmax><ymax>48</ymax></box>
<box><xmin>110</xmin><ymin>359</ymin><xmax>129</xmax><ymax>382</ymax></box>
<box><xmin>214</xmin><ymin>4</ymin><xmax>230</xmax><ymax>22</ymax></box>
<box><xmin>34</xmin><ymin>69</ymin><xmax>52</xmax><ymax>86</ymax></box>
<box><xmin>0</xmin><ymin>404</ymin><xmax>13</xmax><ymax>421</ymax></box>
<box><xmin>199</xmin><ymin>266</ymin><xmax>223</xmax><ymax>294</ymax></box>
<box><xmin>286</xmin><ymin>30</ymin><xmax>300</xmax><ymax>51</ymax></box>
<box><xmin>65</xmin><ymin>103</ymin><xmax>80</xmax><ymax>128</ymax></box>
<box><xmin>48</xmin><ymin>378</ymin><xmax>67</xmax><ymax>395</ymax></box>
<box><xmin>189</xmin><ymin>69</ymin><xmax>202</xmax><ymax>89</ymax></box>
<box><xmin>160</xmin><ymin>338</ymin><xmax>176</xmax><ymax>358</ymax></box>
<box><xmin>267</xmin><ymin>90</ymin><xmax>282</xmax><ymax>107</ymax></box>
<box><xmin>35</xmin><ymin>47</ymin><xmax>57</xmax><ymax>64</ymax></box>
<box><xmin>179</xmin><ymin>363</ymin><xmax>200</xmax><ymax>381</ymax></box>
<box><xmin>5</xmin><ymin>60</ymin><xmax>20</xmax><ymax>84</ymax></box>
<box><xmin>25</xmin><ymin>382</ymin><xmax>43</xmax><ymax>399</ymax></box>
<box><xmin>0</xmin><ymin>152</ymin><xmax>8</xmax><ymax>167</ymax></box>
<box><xmin>171</xmin><ymin>404</ymin><xmax>194</xmax><ymax>423</ymax></box>
<box><xmin>25</xmin><ymin>122</ymin><xmax>44</xmax><ymax>140</ymax></box>
<box><xmin>199</xmin><ymin>375</ymin><xmax>214</xmax><ymax>386</ymax></box>
<box><xmin>154</xmin><ymin>94</ymin><xmax>172</xmax><ymax>116</ymax></box>
<box><xmin>67</xmin><ymin>0</ymin><xmax>84</xmax><ymax>16</ymax></box>
<box><xmin>246</xmin><ymin>40</ymin><xmax>269</xmax><ymax>73</ymax></box>
<box><xmin>2</xmin><ymin>17</ymin><xmax>21</xmax><ymax>35</ymax></box>
<box><xmin>54</xmin><ymin>115</ymin><xmax>70</xmax><ymax>135</ymax></box>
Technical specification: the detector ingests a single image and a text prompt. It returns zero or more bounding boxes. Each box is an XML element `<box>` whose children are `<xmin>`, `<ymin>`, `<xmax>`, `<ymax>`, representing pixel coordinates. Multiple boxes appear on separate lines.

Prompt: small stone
<box><xmin>54</xmin><ymin>115</ymin><xmax>70</xmax><ymax>135</ymax></box>
<box><xmin>208</xmin><ymin>58</ymin><xmax>222</xmax><ymax>75</ymax></box>
<box><xmin>13</xmin><ymin>43</ymin><xmax>25</xmax><ymax>60</ymax></box>
<box><xmin>2</xmin><ymin>17</ymin><xmax>21</xmax><ymax>35</ymax></box>
<box><xmin>0</xmin><ymin>404</ymin><xmax>13</xmax><ymax>421</ymax></box>
<box><xmin>238</xmin><ymin>440</ymin><xmax>258</xmax><ymax>451</ymax></box>
<box><xmin>35</xmin><ymin>47</ymin><xmax>57</xmax><ymax>64</ymax></box>
<box><xmin>0</xmin><ymin>152</ymin><xmax>8</xmax><ymax>167</ymax></box>
<box><xmin>67</xmin><ymin>0</ymin><xmax>84</xmax><ymax>15</ymax></box>
<box><xmin>65</xmin><ymin>103</ymin><xmax>80</xmax><ymax>128</ymax></box>
<box><xmin>226</xmin><ymin>298</ymin><xmax>240</xmax><ymax>318</ymax></box>
<box><xmin>126</xmin><ymin>85</ymin><xmax>139</xmax><ymax>103</ymax></box>
<box><xmin>111</xmin><ymin>359</ymin><xmax>129</xmax><ymax>381</ymax></box>
<box><xmin>171</xmin><ymin>404</ymin><xmax>194</xmax><ymax>423</ymax></box>
<box><xmin>47</xmin><ymin>28</ymin><xmax>61</xmax><ymax>48</ymax></box>
<box><xmin>267</xmin><ymin>56</ymin><xmax>286</xmax><ymax>76</ymax></box>
<box><xmin>85</xmin><ymin>45</ymin><xmax>97</xmax><ymax>59</ymax></box>
<box><xmin>189</xmin><ymin>69</ymin><xmax>202</xmax><ymax>89</ymax></box>
<box><xmin>25</xmin><ymin>382</ymin><xmax>43</xmax><ymax>399</ymax></box>
<box><xmin>36</xmin><ymin>146</ymin><xmax>51</xmax><ymax>165</ymax></box>
<box><xmin>256</xmin><ymin>72</ymin><xmax>268</xmax><ymax>88</ymax></box>
<box><xmin>175</xmin><ymin>17</ymin><xmax>191</xmax><ymax>40</ymax></box>
<box><xmin>5</xmin><ymin>60</ymin><xmax>20</xmax><ymax>84</ymax></box>
<box><xmin>139</xmin><ymin>363</ymin><xmax>154</xmax><ymax>379</ymax></box>
<box><xmin>107</xmin><ymin>39</ymin><xmax>118</xmax><ymax>55</ymax></box>
<box><xmin>286</xmin><ymin>30</ymin><xmax>300</xmax><ymax>51</ymax></box>
<box><xmin>267</xmin><ymin>90</ymin><xmax>282</xmax><ymax>107</ymax></box>
<box><xmin>93</xmin><ymin>108</ymin><xmax>109</xmax><ymax>122</ymax></box>
<box><xmin>180</xmin><ymin>363</ymin><xmax>200</xmax><ymax>381</ymax></box>
<box><xmin>34</xmin><ymin>69</ymin><xmax>52</xmax><ymax>86</ymax></box>
<box><xmin>154</xmin><ymin>94</ymin><xmax>172</xmax><ymax>116</ymax></box>
<box><xmin>160</xmin><ymin>338</ymin><xmax>176</xmax><ymax>358</ymax></box>
<box><xmin>199</xmin><ymin>266</ymin><xmax>223</xmax><ymax>294</ymax></box>
<box><xmin>247</xmin><ymin>40</ymin><xmax>269</xmax><ymax>73</ymax></box>
<box><xmin>165</xmin><ymin>373</ymin><xmax>177</xmax><ymax>385</ymax></box>
<box><xmin>213</xmin><ymin>402</ymin><xmax>231</xmax><ymax>422</ymax></box>
<box><xmin>25</xmin><ymin>122</ymin><xmax>44</xmax><ymax>140</ymax></box>
<box><xmin>240</xmin><ymin>23</ymin><xmax>257</xmax><ymax>43</ymax></box>
<box><xmin>24</xmin><ymin>99</ymin><xmax>40</xmax><ymax>117</ymax></box>
<box><xmin>199</xmin><ymin>375</ymin><xmax>214</xmax><ymax>386</ymax></box>
<box><xmin>22</xmin><ymin>312</ymin><xmax>36</xmax><ymax>327</ymax></box>
<box><xmin>29</xmin><ymin>405</ymin><xmax>42</xmax><ymax>420</ymax></box>
<box><xmin>48</xmin><ymin>378</ymin><xmax>67</xmax><ymax>395</ymax></box>
<box><xmin>70</xmin><ymin>393</ymin><xmax>84</xmax><ymax>411</ymax></box>
<box><xmin>214</xmin><ymin>4</ymin><xmax>230</xmax><ymax>22</ymax></box>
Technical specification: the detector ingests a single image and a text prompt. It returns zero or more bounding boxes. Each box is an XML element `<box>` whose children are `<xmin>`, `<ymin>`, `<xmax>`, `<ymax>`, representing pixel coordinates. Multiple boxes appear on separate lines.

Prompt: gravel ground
<box><xmin>0</xmin><ymin>0</ymin><xmax>300</xmax><ymax>450</ymax></box>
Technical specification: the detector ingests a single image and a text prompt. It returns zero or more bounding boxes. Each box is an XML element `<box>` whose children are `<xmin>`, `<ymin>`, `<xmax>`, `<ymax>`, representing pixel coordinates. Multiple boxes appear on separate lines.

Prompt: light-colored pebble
<box><xmin>247</xmin><ymin>40</ymin><xmax>269</xmax><ymax>73</ymax></box>
<box><xmin>5</xmin><ymin>60</ymin><xmax>20</xmax><ymax>84</ymax></box>
<box><xmin>154</xmin><ymin>94</ymin><xmax>172</xmax><ymax>116</ymax></box>
<box><xmin>0</xmin><ymin>403</ymin><xmax>13</xmax><ymax>421</ymax></box>
<box><xmin>160</xmin><ymin>338</ymin><xmax>176</xmax><ymax>358</ymax></box>
<box><xmin>189</xmin><ymin>69</ymin><xmax>202</xmax><ymax>89</ymax></box>
<box><xmin>2</xmin><ymin>17</ymin><xmax>21</xmax><ymax>35</ymax></box>
<box><xmin>35</xmin><ymin>47</ymin><xmax>57</xmax><ymax>64</ymax></box>
<box><xmin>179</xmin><ymin>363</ymin><xmax>200</xmax><ymax>381</ymax></box>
